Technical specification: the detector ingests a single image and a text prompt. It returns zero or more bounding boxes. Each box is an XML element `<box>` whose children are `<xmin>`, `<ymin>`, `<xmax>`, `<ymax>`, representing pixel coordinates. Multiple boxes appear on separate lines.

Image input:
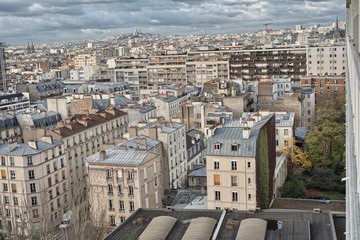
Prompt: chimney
<box><xmin>41</xmin><ymin>135</ymin><xmax>53</xmax><ymax>144</ymax></box>
<box><xmin>135</xmin><ymin>136</ymin><xmax>147</xmax><ymax>147</ymax></box>
<box><xmin>243</xmin><ymin>127</ymin><xmax>251</xmax><ymax>139</ymax></box>
<box><xmin>99</xmin><ymin>150</ymin><xmax>106</xmax><ymax>161</ymax></box>
<box><xmin>247</xmin><ymin>118</ymin><xmax>255</xmax><ymax>127</ymax></box>
<box><xmin>128</xmin><ymin>126</ymin><xmax>138</xmax><ymax>138</ymax></box>
<box><xmin>28</xmin><ymin>140</ymin><xmax>38</xmax><ymax>149</ymax></box>
<box><xmin>253</xmin><ymin>113</ymin><xmax>262</xmax><ymax>122</ymax></box>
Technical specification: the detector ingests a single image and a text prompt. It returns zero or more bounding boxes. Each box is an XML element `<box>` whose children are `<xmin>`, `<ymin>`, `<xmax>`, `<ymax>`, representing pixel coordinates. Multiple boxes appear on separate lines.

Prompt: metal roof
<box><xmin>181</xmin><ymin>217</ymin><xmax>217</xmax><ymax>240</ymax></box>
<box><xmin>235</xmin><ymin>218</ymin><xmax>267</xmax><ymax>240</ymax></box>
<box><xmin>86</xmin><ymin>148</ymin><xmax>155</xmax><ymax>166</ymax></box>
<box><xmin>138</xmin><ymin>216</ymin><xmax>177</xmax><ymax>240</ymax></box>
<box><xmin>118</xmin><ymin>135</ymin><xmax>160</xmax><ymax>150</ymax></box>
<box><xmin>0</xmin><ymin>139</ymin><xmax>62</xmax><ymax>156</ymax></box>
<box><xmin>188</xmin><ymin>166</ymin><xmax>207</xmax><ymax>177</ymax></box>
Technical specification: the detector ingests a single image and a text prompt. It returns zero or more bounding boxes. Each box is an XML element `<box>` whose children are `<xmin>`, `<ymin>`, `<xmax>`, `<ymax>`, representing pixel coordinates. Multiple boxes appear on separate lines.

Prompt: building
<box><xmin>300</xmin><ymin>75</ymin><xmax>345</xmax><ymax>104</ymax></box>
<box><xmin>104</xmin><ymin>208</ymin><xmax>336</xmax><ymax>240</ymax></box>
<box><xmin>128</xmin><ymin>119</ymin><xmax>187</xmax><ymax>190</ymax></box>
<box><xmin>273</xmin><ymin>112</ymin><xmax>295</xmax><ymax>151</ymax></box>
<box><xmin>0</xmin><ymin>136</ymin><xmax>67</xmax><ymax>236</ymax></box>
<box><xmin>230</xmin><ymin>47</ymin><xmax>307</xmax><ymax>81</ymax></box>
<box><xmin>150</xmin><ymin>95</ymin><xmax>186</xmax><ymax>121</ymax></box>
<box><xmin>0</xmin><ymin>43</ymin><xmax>6</xmax><ymax>91</ymax></box>
<box><xmin>186</xmin><ymin>129</ymin><xmax>206</xmax><ymax>171</ymax></box>
<box><xmin>86</xmin><ymin>137</ymin><xmax>163</xmax><ymax>227</ymax></box>
<box><xmin>16</xmin><ymin>81</ymin><xmax>64</xmax><ymax>103</ymax></box>
<box><xmin>0</xmin><ymin>93</ymin><xmax>30</xmax><ymax>112</ymax></box>
<box><xmin>186</xmin><ymin>60</ymin><xmax>230</xmax><ymax>87</ymax></box>
<box><xmin>306</xmin><ymin>45</ymin><xmax>346</xmax><ymax>76</ymax></box>
<box><xmin>345</xmin><ymin>1</ymin><xmax>360</xmax><ymax>239</ymax></box>
<box><xmin>274</xmin><ymin>153</ymin><xmax>288</xmax><ymax>198</ymax></box>
<box><xmin>0</xmin><ymin>112</ymin><xmax>21</xmax><ymax>144</ymax></box>
<box><xmin>300</xmin><ymin>88</ymin><xmax>316</xmax><ymax>127</ymax></box>
<box><xmin>74</xmin><ymin>54</ymin><xmax>100</xmax><ymax>69</ymax></box>
<box><xmin>206</xmin><ymin>112</ymin><xmax>276</xmax><ymax>211</ymax></box>
<box><xmin>272</xmin><ymin>78</ymin><xmax>293</xmax><ymax>100</ymax></box>
<box><xmin>50</xmin><ymin>108</ymin><xmax>128</xmax><ymax>204</ymax></box>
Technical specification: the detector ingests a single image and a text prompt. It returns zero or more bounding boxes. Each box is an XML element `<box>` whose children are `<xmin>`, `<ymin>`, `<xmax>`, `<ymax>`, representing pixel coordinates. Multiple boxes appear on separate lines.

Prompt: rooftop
<box><xmin>0</xmin><ymin>139</ymin><xmax>62</xmax><ymax>156</ymax></box>
<box><xmin>105</xmin><ymin>208</ymin><xmax>336</xmax><ymax>240</ymax></box>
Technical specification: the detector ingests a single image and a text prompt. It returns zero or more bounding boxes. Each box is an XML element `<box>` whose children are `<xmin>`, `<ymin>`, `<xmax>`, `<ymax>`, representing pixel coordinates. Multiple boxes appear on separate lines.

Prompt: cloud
<box><xmin>0</xmin><ymin>0</ymin><xmax>344</xmax><ymax>45</ymax></box>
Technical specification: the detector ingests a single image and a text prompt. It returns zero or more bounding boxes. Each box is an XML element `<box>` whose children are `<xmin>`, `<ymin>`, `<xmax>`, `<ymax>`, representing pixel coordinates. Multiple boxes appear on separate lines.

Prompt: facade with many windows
<box><xmin>0</xmin><ymin>136</ymin><xmax>68</xmax><ymax>236</ymax></box>
<box><xmin>206</xmin><ymin>112</ymin><xmax>276</xmax><ymax>211</ymax></box>
<box><xmin>86</xmin><ymin>136</ymin><xmax>163</xmax><ymax>227</ymax></box>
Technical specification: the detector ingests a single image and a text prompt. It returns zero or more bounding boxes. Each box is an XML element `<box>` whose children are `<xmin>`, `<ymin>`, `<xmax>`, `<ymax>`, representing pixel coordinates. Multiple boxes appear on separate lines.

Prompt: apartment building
<box><xmin>306</xmin><ymin>45</ymin><xmax>346</xmax><ymax>76</ymax></box>
<box><xmin>147</xmin><ymin>54</ymin><xmax>187</xmax><ymax>86</ymax></box>
<box><xmin>273</xmin><ymin>112</ymin><xmax>295</xmax><ymax>151</ymax></box>
<box><xmin>128</xmin><ymin>119</ymin><xmax>187</xmax><ymax>190</ymax></box>
<box><xmin>186</xmin><ymin>129</ymin><xmax>206</xmax><ymax>171</ymax></box>
<box><xmin>0</xmin><ymin>93</ymin><xmax>30</xmax><ymax>112</ymax></box>
<box><xmin>50</xmin><ymin>108</ymin><xmax>128</xmax><ymax>202</ymax></box>
<box><xmin>0</xmin><ymin>136</ymin><xmax>68</xmax><ymax>235</ymax></box>
<box><xmin>300</xmin><ymin>75</ymin><xmax>345</xmax><ymax>104</ymax></box>
<box><xmin>111</xmin><ymin>58</ymin><xmax>149</xmax><ymax>100</ymax></box>
<box><xmin>206</xmin><ymin>112</ymin><xmax>276</xmax><ymax>210</ymax></box>
<box><xmin>150</xmin><ymin>95</ymin><xmax>187</xmax><ymax>121</ymax></box>
<box><xmin>300</xmin><ymin>88</ymin><xmax>316</xmax><ymax>127</ymax></box>
<box><xmin>230</xmin><ymin>47</ymin><xmax>307</xmax><ymax>81</ymax></box>
<box><xmin>16</xmin><ymin>81</ymin><xmax>64</xmax><ymax>103</ymax></box>
<box><xmin>74</xmin><ymin>54</ymin><xmax>100</xmax><ymax>69</ymax></box>
<box><xmin>86</xmin><ymin>137</ymin><xmax>163</xmax><ymax>227</ymax></box>
<box><xmin>186</xmin><ymin>60</ymin><xmax>230</xmax><ymax>87</ymax></box>
<box><xmin>0</xmin><ymin>113</ymin><xmax>21</xmax><ymax>144</ymax></box>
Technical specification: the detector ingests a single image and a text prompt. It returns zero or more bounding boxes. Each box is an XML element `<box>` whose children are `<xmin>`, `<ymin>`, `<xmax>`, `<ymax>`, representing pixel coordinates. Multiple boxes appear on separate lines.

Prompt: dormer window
<box><xmin>214</xmin><ymin>144</ymin><xmax>220</xmax><ymax>150</ymax></box>
<box><xmin>231</xmin><ymin>144</ymin><xmax>238</xmax><ymax>151</ymax></box>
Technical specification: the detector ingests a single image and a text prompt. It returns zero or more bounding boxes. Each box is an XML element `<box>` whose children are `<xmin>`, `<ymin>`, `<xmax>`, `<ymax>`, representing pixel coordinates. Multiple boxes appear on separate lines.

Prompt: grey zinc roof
<box><xmin>119</xmin><ymin>135</ymin><xmax>161</xmax><ymax>150</ymax></box>
<box><xmin>207</xmin><ymin>128</ymin><xmax>258</xmax><ymax>157</ymax></box>
<box><xmin>0</xmin><ymin>139</ymin><xmax>62</xmax><ymax>156</ymax></box>
<box><xmin>86</xmin><ymin>148</ymin><xmax>153</xmax><ymax>166</ymax></box>
<box><xmin>114</xmin><ymin>95</ymin><xmax>132</xmax><ymax>106</ymax></box>
<box><xmin>161</xmin><ymin>95</ymin><xmax>177</xmax><ymax>103</ymax></box>
<box><xmin>188</xmin><ymin>166</ymin><xmax>206</xmax><ymax>177</ymax></box>
<box><xmin>275</xmin><ymin>112</ymin><xmax>295</xmax><ymax>127</ymax></box>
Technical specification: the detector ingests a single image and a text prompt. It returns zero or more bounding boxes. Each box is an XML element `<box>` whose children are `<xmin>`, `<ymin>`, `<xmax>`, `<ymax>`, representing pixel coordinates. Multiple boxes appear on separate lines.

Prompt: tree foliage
<box><xmin>280</xmin><ymin>138</ymin><xmax>312</xmax><ymax>169</ymax></box>
<box><xmin>305</xmin><ymin>95</ymin><xmax>345</xmax><ymax>168</ymax></box>
<box><xmin>279</xmin><ymin>175</ymin><xmax>307</xmax><ymax>198</ymax></box>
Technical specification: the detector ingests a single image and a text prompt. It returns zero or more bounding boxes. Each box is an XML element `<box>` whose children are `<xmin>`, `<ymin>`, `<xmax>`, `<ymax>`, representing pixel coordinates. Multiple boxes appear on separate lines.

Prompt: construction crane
<box><xmin>263</xmin><ymin>23</ymin><xmax>273</xmax><ymax>32</ymax></box>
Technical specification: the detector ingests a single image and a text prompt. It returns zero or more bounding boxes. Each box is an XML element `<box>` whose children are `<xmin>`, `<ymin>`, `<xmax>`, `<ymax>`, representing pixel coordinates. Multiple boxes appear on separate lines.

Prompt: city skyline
<box><xmin>1</xmin><ymin>0</ymin><xmax>344</xmax><ymax>45</ymax></box>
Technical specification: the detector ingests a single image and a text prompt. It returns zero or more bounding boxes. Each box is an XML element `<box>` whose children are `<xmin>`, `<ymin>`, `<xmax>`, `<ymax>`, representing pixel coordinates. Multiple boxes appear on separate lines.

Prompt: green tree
<box><xmin>279</xmin><ymin>175</ymin><xmax>307</xmax><ymax>198</ymax></box>
<box><xmin>305</xmin><ymin>95</ymin><xmax>345</xmax><ymax>168</ymax></box>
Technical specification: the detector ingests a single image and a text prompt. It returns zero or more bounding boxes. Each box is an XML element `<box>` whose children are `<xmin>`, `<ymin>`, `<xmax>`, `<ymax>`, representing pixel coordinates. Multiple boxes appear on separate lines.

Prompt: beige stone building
<box><xmin>0</xmin><ymin>136</ymin><xmax>68</xmax><ymax>236</ymax></box>
<box><xmin>74</xmin><ymin>54</ymin><xmax>100</xmax><ymax>69</ymax></box>
<box><xmin>86</xmin><ymin>137</ymin><xmax>163</xmax><ymax>227</ymax></box>
<box><xmin>50</xmin><ymin>108</ymin><xmax>128</xmax><ymax>204</ymax></box>
<box><xmin>206</xmin><ymin>112</ymin><xmax>276</xmax><ymax>211</ymax></box>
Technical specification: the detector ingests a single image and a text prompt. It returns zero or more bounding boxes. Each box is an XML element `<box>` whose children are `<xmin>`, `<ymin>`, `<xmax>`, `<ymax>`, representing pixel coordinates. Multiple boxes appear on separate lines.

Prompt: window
<box><xmin>48</xmin><ymin>177</ymin><xmax>52</xmax><ymax>188</ymax></box>
<box><xmin>1</xmin><ymin>156</ymin><xmax>5</xmax><ymax>165</ymax></box>
<box><xmin>128</xmin><ymin>171</ymin><xmax>133</xmax><ymax>180</ymax></box>
<box><xmin>109</xmin><ymin>215</ymin><xmax>116</xmax><ymax>226</ymax></box>
<box><xmin>154</xmin><ymin>176</ymin><xmax>158</xmax><ymax>187</ymax></box>
<box><xmin>214</xmin><ymin>144</ymin><xmax>220</xmax><ymax>150</ymax></box>
<box><xmin>46</xmin><ymin>164</ymin><xmax>50</xmax><ymax>174</ymax></box>
<box><xmin>28</xmin><ymin>170</ymin><xmax>35</xmax><ymax>180</ymax></box>
<box><xmin>108</xmin><ymin>185</ymin><xmax>113</xmax><ymax>195</ymax></box>
<box><xmin>53</xmin><ymin>161</ymin><xmax>57</xmax><ymax>171</ymax></box>
<box><xmin>27</xmin><ymin>156</ymin><xmax>33</xmax><ymax>166</ymax></box>
<box><xmin>3</xmin><ymin>183</ymin><xmax>8</xmax><ymax>192</ymax></box>
<box><xmin>4</xmin><ymin>196</ymin><xmax>9</xmax><ymax>205</ymax></box>
<box><xmin>215</xmin><ymin>191</ymin><xmax>221</xmax><ymax>200</ymax></box>
<box><xmin>10</xmin><ymin>157</ymin><xmax>14</xmax><ymax>166</ymax></box>
<box><xmin>31</xmin><ymin>197</ymin><xmax>38</xmax><ymax>206</ymax></box>
<box><xmin>49</xmin><ymin>190</ymin><xmax>53</xmax><ymax>200</ymax></box>
<box><xmin>118</xmin><ymin>185</ymin><xmax>122</xmax><ymax>194</ymax></box>
<box><xmin>119</xmin><ymin>201</ymin><xmax>125</xmax><ymax>211</ymax></box>
<box><xmin>13</xmin><ymin>197</ymin><xmax>18</xmax><ymax>206</ymax></box>
<box><xmin>129</xmin><ymin>201</ymin><xmax>135</xmax><ymax>211</ymax></box>
<box><xmin>120</xmin><ymin>217</ymin><xmax>126</xmax><ymax>223</ymax></box>
<box><xmin>214</xmin><ymin>161</ymin><xmax>219</xmax><ymax>170</ymax></box>
<box><xmin>11</xmin><ymin>184</ymin><xmax>16</xmax><ymax>193</ymax></box>
<box><xmin>247</xmin><ymin>162</ymin><xmax>251</xmax><ymax>168</ymax></box>
<box><xmin>248</xmin><ymin>194</ymin><xmax>252</xmax><ymax>200</ymax></box>
<box><xmin>284</xmin><ymin>140</ymin><xmax>289</xmax><ymax>147</ymax></box>
<box><xmin>232</xmin><ymin>192</ymin><xmax>238</xmax><ymax>202</ymax></box>
<box><xmin>106</xmin><ymin>169</ymin><xmax>113</xmax><ymax>179</ymax></box>
<box><xmin>284</xmin><ymin>129</ymin><xmax>289</xmax><ymax>135</ymax></box>
<box><xmin>143</xmin><ymin>167</ymin><xmax>147</xmax><ymax>180</ymax></box>
<box><xmin>32</xmin><ymin>209</ymin><xmax>39</xmax><ymax>218</ymax></box>
<box><xmin>1</xmin><ymin>170</ymin><xmax>6</xmax><ymax>179</ymax></box>
<box><xmin>276</xmin><ymin>140</ymin><xmax>279</xmax><ymax>146</ymax></box>
<box><xmin>214</xmin><ymin>174</ymin><xmax>221</xmax><ymax>185</ymax></box>
<box><xmin>275</xmin><ymin>129</ymin><xmax>279</xmax><ymax>135</ymax></box>
<box><xmin>10</xmin><ymin>170</ymin><xmax>15</xmax><ymax>180</ymax></box>
<box><xmin>231</xmin><ymin>160</ymin><xmax>237</xmax><ymax>170</ymax></box>
<box><xmin>108</xmin><ymin>200</ymin><xmax>114</xmax><ymax>210</ymax></box>
<box><xmin>248</xmin><ymin>178</ymin><xmax>252</xmax><ymax>184</ymax></box>
<box><xmin>30</xmin><ymin>183</ymin><xmax>36</xmax><ymax>193</ymax></box>
<box><xmin>129</xmin><ymin>186</ymin><xmax>134</xmax><ymax>196</ymax></box>
<box><xmin>231</xmin><ymin>176</ymin><xmax>237</xmax><ymax>186</ymax></box>
<box><xmin>231</xmin><ymin>144</ymin><xmax>238</xmax><ymax>151</ymax></box>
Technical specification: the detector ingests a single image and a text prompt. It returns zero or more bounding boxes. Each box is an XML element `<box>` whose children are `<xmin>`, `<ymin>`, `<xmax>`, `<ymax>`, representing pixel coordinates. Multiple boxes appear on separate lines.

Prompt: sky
<box><xmin>0</xmin><ymin>0</ymin><xmax>345</xmax><ymax>45</ymax></box>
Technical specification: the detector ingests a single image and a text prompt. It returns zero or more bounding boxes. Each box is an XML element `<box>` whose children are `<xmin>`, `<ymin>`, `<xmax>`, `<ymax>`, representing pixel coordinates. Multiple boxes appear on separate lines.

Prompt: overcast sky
<box><xmin>0</xmin><ymin>0</ymin><xmax>344</xmax><ymax>45</ymax></box>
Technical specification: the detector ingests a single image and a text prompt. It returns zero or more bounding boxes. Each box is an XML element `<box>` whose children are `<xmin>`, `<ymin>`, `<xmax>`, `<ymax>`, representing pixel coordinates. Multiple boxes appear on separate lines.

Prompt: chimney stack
<box><xmin>243</xmin><ymin>127</ymin><xmax>251</xmax><ymax>139</ymax></box>
<box><xmin>99</xmin><ymin>150</ymin><xmax>106</xmax><ymax>161</ymax></box>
